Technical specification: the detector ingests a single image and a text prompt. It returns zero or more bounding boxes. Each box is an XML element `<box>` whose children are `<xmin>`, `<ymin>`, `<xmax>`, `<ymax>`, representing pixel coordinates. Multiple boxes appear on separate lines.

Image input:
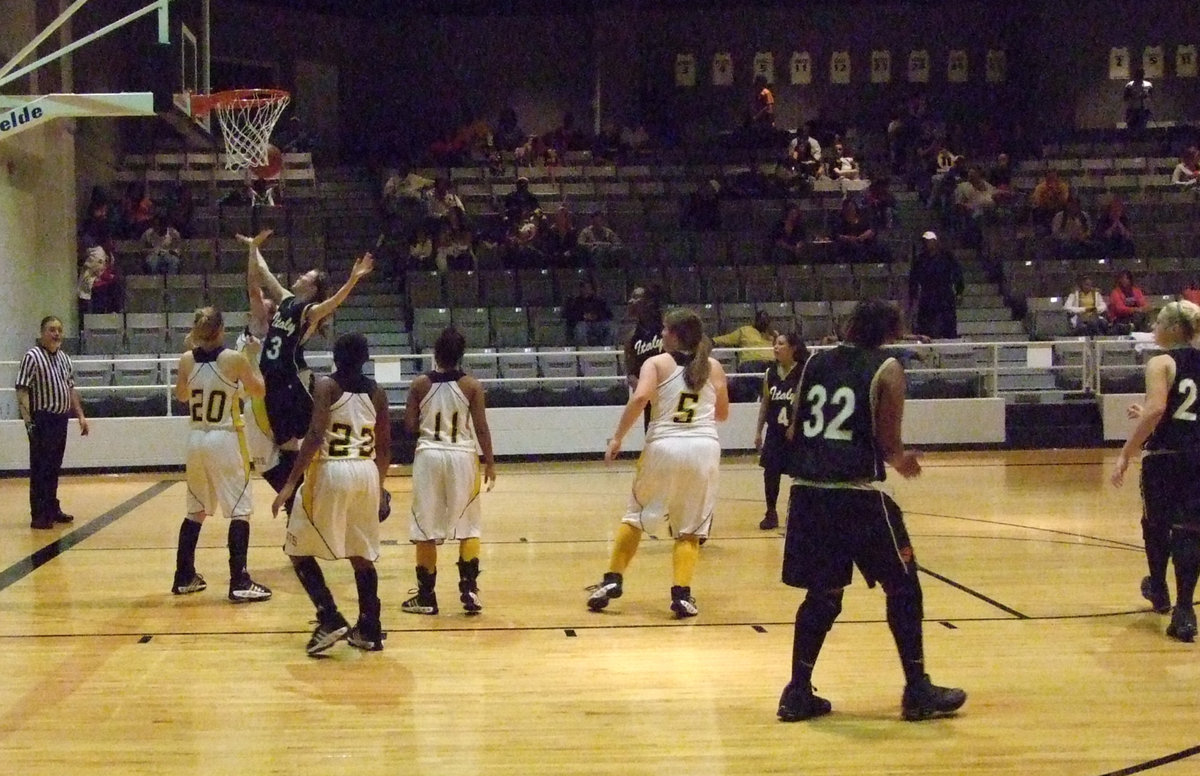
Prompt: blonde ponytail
<box><xmin>664</xmin><ymin>308</ymin><xmax>711</xmax><ymax>390</ymax></box>
<box><xmin>189</xmin><ymin>306</ymin><xmax>224</xmax><ymax>349</ymax></box>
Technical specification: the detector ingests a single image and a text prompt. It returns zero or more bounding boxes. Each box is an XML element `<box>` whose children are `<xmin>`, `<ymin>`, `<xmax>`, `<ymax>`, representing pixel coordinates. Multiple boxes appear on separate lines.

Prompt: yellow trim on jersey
<box><xmin>236</xmin><ymin>427</ymin><xmax>252</xmax><ymax>478</ymax></box>
<box><xmin>301</xmin><ymin>459</ymin><xmax>320</xmax><ymax>517</ymax></box>
<box><xmin>471</xmin><ymin>459</ymin><xmax>482</xmax><ymax>500</ymax></box>
<box><xmin>249</xmin><ymin>395</ymin><xmax>272</xmax><ymax>437</ymax></box>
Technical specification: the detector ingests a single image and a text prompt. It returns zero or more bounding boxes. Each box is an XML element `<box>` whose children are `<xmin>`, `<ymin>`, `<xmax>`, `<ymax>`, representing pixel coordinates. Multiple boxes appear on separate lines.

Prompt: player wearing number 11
<box><xmin>171</xmin><ymin>307</ymin><xmax>272</xmax><ymax>602</ymax></box>
<box><xmin>777</xmin><ymin>300</ymin><xmax>965</xmax><ymax>722</ymax></box>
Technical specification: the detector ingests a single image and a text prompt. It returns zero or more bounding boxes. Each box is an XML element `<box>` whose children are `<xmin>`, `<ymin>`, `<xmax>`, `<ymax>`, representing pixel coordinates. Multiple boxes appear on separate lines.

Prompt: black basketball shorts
<box><xmin>1141</xmin><ymin>452</ymin><xmax>1200</xmax><ymax>530</ymax></box>
<box><xmin>264</xmin><ymin>374</ymin><xmax>314</xmax><ymax>446</ymax></box>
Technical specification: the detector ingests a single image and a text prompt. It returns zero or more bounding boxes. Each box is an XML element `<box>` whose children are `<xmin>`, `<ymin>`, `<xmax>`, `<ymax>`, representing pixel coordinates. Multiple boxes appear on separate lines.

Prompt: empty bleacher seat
<box><xmin>530</xmin><ymin>307</ymin><xmax>568</xmax><ymax>347</ymax></box>
<box><xmin>479</xmin><ymin>270</ymin><xmax>517</xmax><ymax>307</ymax></box>
<box><xmin>125</xmin><ymin>313</ymin><xmax>168</xmax><ymax>354</ymax></box>
<box><xmin>407</xmin><ymin>271</ymin><xmax>445</xmax><ymax>308</ymax></box>
<box><xmin>490</xmin><ymin>307</ymin><xmax>530</xmax><ymax>348</ymax></box>
<box><xmin>83</xmin><ymin>314</ymin><xmax>124</xmax><ymax>355</ymax></box>
<box><xmin>125</xmin><ymin>275</ymin><xmax>165</xmax><ymax>314</ymax></box>
<box><xmin>450</xmin><ymin>307</ymin><xmax>491</xmax><ymax>349</ymax></box>
<box><xmin>704</xmin><ymin>266</ymin><xmax>741</xmax><ymax>303</ymax></box>
<box><xmin>795</xmin><ymin>301</ymin><xmax>833</xmax><ymax>342</ymax></box>
<box><xmin>412</xmin><ymin>307</ymin><xmax>452</xmax><ymax>351</ymax></box>
<box><xmin>446</xmin><ymin>271</ymin><xmax>480</xmax><ymax>308</ymax></box>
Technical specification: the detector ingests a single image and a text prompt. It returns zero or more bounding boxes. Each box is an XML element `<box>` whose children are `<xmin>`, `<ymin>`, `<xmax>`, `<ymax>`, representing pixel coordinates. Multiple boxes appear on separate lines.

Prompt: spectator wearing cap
<box><xmin>577</xmin><ymin>210</ymin><xmax>628</xmax><ymax>267</ymax></box>
<box><xmin>908</xmin><ymin>232</ymin><xmax>964</xmax><ymax>338</ymax></box>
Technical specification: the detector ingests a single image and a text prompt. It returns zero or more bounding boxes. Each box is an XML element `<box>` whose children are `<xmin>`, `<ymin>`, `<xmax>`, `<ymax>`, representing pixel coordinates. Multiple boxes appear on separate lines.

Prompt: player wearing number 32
<box><xmin>171</xmin><ymin>307</ymin><xmax>272</xmax><ymax>602</ymax></box>
<box><xmin>778</xmin><ymin>300</ymin><xmax>965</xmax><ymax>722</ymax></box>
<box><xmin>1111</xmin><ymin>300</ymin><xmax>1200</xmax><ymax>644</ymax></box>
<box><xmin>587</xmin><ymin>309</ymin><xmax>730</xmax><ymax>619</ymax></box>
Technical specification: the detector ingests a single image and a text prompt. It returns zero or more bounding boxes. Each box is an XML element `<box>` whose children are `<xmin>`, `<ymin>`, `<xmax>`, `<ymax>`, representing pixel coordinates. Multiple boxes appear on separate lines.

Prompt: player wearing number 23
<box><xmin>777</xmin><ymin>300</ymin><xmax>965</xmax><ymax>722</ymax></box>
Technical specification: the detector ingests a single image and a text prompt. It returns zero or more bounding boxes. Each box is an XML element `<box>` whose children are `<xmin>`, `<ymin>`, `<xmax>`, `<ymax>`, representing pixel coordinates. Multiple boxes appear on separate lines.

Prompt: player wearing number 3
<box><xmin>1111</xmin><ymin>300</ymin><xmax>1200</xmax><ymax>643</ymax></box>
<box><xmin>171</xmin><ymin>307</ymin><xmax>271</xmax><ymax>602</ymax></box>
<box><xmin>402</xmin><ymin>327</ymin><xmax>496</xmax><ymax>616</ymax></box>
<box><xmin>778</xmin><ymin>300</ymin><xmax>965</xmax><ymax>722</ymax></box>
<box><xmin>587</xmin><ymin>309</ymin><xmax>730</xmax><ymax>618</ymax></box>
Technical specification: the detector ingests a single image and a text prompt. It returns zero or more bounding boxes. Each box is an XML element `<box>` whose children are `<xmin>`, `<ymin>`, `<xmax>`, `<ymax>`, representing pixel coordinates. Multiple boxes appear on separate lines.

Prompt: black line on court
<box><xmin>752</xmin><ymin>625</ymin><xmax>767</xmax><ymax>633</ymax></box>
<box><xmin>0</xmin><ymin>480</ymin><xmax>173</xmax><ymax>595</ymax></box>
<box><xmin>1096</xmin><ymin>744</ymin><xmax>1200</xmax><ymax>776</ymax></box>
<box><xmin>909</xmin><ymin>511</ymin><xmax>1144</xmax><ymax>551</ymax></box>
<box><xmin>919</xmin><ymin>566</ymin><xmax>1030</xmax><ymax>619</ymax></box>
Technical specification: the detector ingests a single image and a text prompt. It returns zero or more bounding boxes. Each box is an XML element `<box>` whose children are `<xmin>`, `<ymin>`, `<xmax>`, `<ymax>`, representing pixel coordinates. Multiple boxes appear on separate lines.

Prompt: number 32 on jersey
<box><xmin>801</xmin><ymin>384</ymin><xmax>855</xmax><ymax>441</ymax></box>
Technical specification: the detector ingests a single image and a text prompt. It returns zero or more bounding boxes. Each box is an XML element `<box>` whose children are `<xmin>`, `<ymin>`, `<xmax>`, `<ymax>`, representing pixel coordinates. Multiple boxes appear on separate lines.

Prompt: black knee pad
<box><xmin>884</xmin><ymin>573</ymin><xmax>924</xmax><ymax>622</ymax></box>
<box><xmin>797</xmin><ymin>589</ymin><xmax>844</xmax><ymax>634</ymax></box>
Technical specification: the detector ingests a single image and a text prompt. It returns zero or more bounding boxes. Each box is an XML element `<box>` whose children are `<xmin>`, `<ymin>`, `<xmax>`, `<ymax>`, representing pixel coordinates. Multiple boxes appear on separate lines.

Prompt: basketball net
<box><xmin>195</xmin><ymin>89</ymin><xmax>290</xmax><ymax>170</ymax></box>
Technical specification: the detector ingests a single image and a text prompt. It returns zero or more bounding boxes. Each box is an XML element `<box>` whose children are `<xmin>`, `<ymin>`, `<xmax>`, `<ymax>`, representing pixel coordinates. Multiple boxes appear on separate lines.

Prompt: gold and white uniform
<box><xmin>285</xmin><ymin>377</ymin><xmax>381</xmax><ymax>560</ymax></box>
<box><xmin>235</xmin><ymin>329</ymin><xmax>280</xmax><ymax>473</ymax></box>
<box><xmin>411</xmin><ymin>370</ymin><xmax>483</xmax><ymax>544</ymax></box>
<box><xmin>623</xmin><ymin>355</ymin><xmax>721</xmax><ymax>537</ymax></box>
<box><xmin>185</xmin><ymin>348</ymin><xmax>253</xmax><ymax>520</ymax></box>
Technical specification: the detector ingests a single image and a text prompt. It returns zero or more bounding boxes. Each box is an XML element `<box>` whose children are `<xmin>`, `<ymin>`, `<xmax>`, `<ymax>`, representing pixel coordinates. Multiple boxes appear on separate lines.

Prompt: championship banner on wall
<box><xmin>753</xmin><ymin>52</ymin><xmax>775</xmax><ymax>84</ymax></box>
<box><xmin>790</xmin><ymin>51</ymin><xmax>812</xmax><ymax>85</ymax></box>
<box><xmin>870</xmin><ymin>50</ymin><xmax>891</xmax><ymax>84</ymax></box>
<box><xmin>986</xmin><ymin>49</ymin><xmax>1006</xmax><ymax>83</ymax></box>
<box><xmin>947</xmin><ymin>50</ymin><xmax>968</xmax><ymax>83</ymax></box>
<box><xmin>1109</xmin><ymin>47</ymin><xmax>1130</xmax><ymax>80</ymax></box>
<box><xmin>1143</xmin><ymin>45</ymin><xmax>1164</xmax><ymax>78</ymax></box>
<box><xmin>712</xmin><ymin>52</ymin><xmax>733</xmax><ymax>86</ymax></box>
<box><xmin>1178</xmin><ymin>45</ymin><xmax>1198</xmax><ymax>78</ymax></box>
<box><xmin>674</xmin><ymin>53</ymin><xmax>696</xmax><ymax>87</ymax></box>
<box><xmin>908</xmin><ymin>50</ymin><xmax>930</xmax><ymax>83</ymax></box>
<box><xmin>830</xmin><ymin>51</ymin><xmax>851</xmax><ymax>84</ymax></box>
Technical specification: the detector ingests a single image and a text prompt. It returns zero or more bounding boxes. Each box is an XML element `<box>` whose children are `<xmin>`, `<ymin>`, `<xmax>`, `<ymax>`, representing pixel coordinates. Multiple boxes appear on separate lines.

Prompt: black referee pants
<box><xmin>29</xmin><ymin>411</ymin><xmax>69</xmax><ymax>521</ymax></box>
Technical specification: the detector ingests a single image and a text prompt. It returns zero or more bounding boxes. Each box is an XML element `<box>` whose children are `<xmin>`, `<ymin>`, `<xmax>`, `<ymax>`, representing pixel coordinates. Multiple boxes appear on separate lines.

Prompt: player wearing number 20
<box><xmin>587</xmin><ymin>309</ymin><xmax>730</xmax><ymax>619</ymax></box>
<box><xmin>1111</xmin><ymin>300</ymin><xmax>1200</xmax><ymax>643</ymax></box>
<box><xmin>171</xmin><ymin>307</ymin><xmax>273</xmax><ymax>602</ymax></box>
<box><xmin>402</xmin><ymin>327</ymin><xmax>496</xmax><ymax>616</ymax></box>
<box><xmin>778</xmin><ymin>300</ymin><xmax>965</xmax><ymax>722</ymax></box>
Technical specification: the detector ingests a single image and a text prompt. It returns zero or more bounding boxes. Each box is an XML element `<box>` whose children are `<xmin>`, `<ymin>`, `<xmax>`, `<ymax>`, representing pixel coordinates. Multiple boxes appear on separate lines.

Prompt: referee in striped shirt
<box><xmin>16</xmin><ymin>316</ymin><xmax>89</xmax><ymax>529</ymax></box>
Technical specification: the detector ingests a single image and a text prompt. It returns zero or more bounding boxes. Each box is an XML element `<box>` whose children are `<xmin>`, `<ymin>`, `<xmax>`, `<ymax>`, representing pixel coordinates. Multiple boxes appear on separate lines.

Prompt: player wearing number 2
<box><xmin>754</xmin><ymin>330</ymin><xmax>806</xmax><ymax>530</ymax></box>
<box><xmin>171</xmin><ymin>307</ymin><xmax>271</xmax><ymax>602</ymax></box>
<box><xmin>777</xmin><ymin>300</ymin><xmax>965</xmax><ymax>722</ymax></box>
<box><xmin>1111</xmin><ymin>300</ymin><xmax>1200</xmax><ymax>643</ymax></box>
<box><xmin>402</xmin><ymin>327</ymin><xmax>496</xmax><ymax>616</ymax></box>
<box><xmin>587</xmin><ymin>309</ymin><xmax>729</xmax><ymax>618</ymax></box>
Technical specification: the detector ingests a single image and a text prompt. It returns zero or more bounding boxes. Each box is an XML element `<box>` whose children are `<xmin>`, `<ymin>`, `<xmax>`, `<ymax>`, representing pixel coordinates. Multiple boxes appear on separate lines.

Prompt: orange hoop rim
<box><xmin>190</xmin><ymin>88</ymin><xmax>290</xmax><ymax>116</ymax></box>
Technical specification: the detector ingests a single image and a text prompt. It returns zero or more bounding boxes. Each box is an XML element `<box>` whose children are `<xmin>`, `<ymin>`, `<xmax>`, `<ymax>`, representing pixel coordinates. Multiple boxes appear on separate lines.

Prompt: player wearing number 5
<box><xmin>171</xmin><ymin>308</ymin><xmax>272</xmax><ymax>602</ymax></box>
<box><xmin>402</xmin><ymin>327</ymin><xmax>496</xmax><ymax>616</ymax></box>
<box><xmin>754</xmin><ymin>330</ymin><xmax>806</xmax><ymax>530</ymax></box>
<box><xmin>1111</xmin><ymin>300</ymin><xmax>1200</xmax><ymax>643</ymax></box>
<box><xmin>777</xmin><ymin>300</ymin><xmax>965</xmax><ymax>722</ymax></box>
<box><xmin>587</xmin><ymin>309</ymin><xmax>729</xmax><ymax>618</ymax></box>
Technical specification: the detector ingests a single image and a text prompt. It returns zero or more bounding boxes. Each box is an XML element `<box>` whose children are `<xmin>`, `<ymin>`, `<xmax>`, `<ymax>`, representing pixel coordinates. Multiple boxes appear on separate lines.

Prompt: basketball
<box><xmin>251</xmin><ymin>143</ymin><xmax>283</xmax><ymax>180</ymax></box>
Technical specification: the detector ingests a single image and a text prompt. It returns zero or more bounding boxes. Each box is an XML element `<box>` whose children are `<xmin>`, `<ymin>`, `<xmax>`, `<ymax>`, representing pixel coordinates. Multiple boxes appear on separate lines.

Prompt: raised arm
<box><xmin>304</xmin><ymin>252</ymin><xmax>374</xmax><ymax>333</ymax></box>
<box><xmin>238</xmin><ymin>230</ymin><xmax>287</xmax><ymax>303</ymax></box>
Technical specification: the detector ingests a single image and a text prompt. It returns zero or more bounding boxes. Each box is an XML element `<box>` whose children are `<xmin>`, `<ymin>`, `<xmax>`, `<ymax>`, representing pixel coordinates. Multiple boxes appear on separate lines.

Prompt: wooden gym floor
<box><xmin>0</xmin><ymin>449</ymin><xmax>1196</xmax><ymax>776</ymax></box>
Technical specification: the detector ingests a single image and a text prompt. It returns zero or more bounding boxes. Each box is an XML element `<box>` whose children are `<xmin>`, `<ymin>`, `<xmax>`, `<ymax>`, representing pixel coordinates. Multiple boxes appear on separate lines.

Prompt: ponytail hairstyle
<box><xmin>187</xmin><ymin>306</ymin><xmax>224</xmax><ymax>350</ymax></box>
<box><xmin>664</xmin><ymin>308</ymin><xmax>711</xmax><ymax>390</ymax></box>
<box><xmin>1157</xmin><ymin>300</ymin><xmax>1200</xmax><ymax>344</ymax></box>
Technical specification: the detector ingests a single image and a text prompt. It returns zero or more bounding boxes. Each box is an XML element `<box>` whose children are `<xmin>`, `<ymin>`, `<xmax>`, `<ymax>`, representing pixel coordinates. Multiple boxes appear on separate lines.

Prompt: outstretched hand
<box><xmin>236</xmin><ymin>229</ymin><xmax>274</xmax><ymax>248</ymax></box>
<box><xmin>351</xmin><ymin>252</ymin><xmax>375</xmax><ymax>280</ymax></box>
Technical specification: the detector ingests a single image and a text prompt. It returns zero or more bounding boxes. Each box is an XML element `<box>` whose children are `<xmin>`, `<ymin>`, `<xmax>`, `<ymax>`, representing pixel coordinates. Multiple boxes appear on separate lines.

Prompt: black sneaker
<box><xmin>347</xmin><ymin>619</ymin><xmax>385</xmax><ymax>652</ymax></box>
<box><xmin>459</xmin><ymin>584</ymin><xmax>483</xmax><ymax>614</ymax></box>
<box><xmin>777</xmin><ymin>681</ymin><xmax>832</xmax><ymax>722</ymax></box>
<box><xmin>1141</xmin><ymin>576</ymin><xmax>1172</xmax><ymax>614</ymax></box>
<box><xmin>401</xmin><ymin>590</ymin><xmax>439</xmax><ymax>615</ymax></box>
<box><xmin>586</xmin><ymin>572</ymin><xmax>623</xmax><ymax>611</ymax></box>
<box><xmin>670</xmin><ymin>585</ymin><xmax>699</xmax><ymax>618</ymax></box>
<box><xmin>759</xmin><ymin>511</ymin><xmax>779</xmax><ymax>530</ymax></box>
<box><xmin>228</xmin><ymin>577</ymin><xmax>272</xmax><ymax>603</ymax></box>
<box><xmin>172</xmin><ymin>573</ymin><xmax>207</xmax><ymax>595</ymax></box>
<box><xmin>306</xmin><ymin>612</ymin><xmax>350</xmax><ymax>656</ymax></box>
<box><xmin>1166</xmin><ymin>605</ymin><xmax>1197</xmax><ymax>643</ymax></box>
<box><xmin>901</xmin><ymin>675</ymin><xmax>967</xmax><ymax>721</ymax></box>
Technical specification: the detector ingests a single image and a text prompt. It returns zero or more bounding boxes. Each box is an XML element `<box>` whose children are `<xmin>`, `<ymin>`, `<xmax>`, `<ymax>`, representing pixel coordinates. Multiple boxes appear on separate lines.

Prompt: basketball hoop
<box><xmin>190</xmin><ymin>89</ymin><xmax>290</xmax><ymax>170</ymax></box>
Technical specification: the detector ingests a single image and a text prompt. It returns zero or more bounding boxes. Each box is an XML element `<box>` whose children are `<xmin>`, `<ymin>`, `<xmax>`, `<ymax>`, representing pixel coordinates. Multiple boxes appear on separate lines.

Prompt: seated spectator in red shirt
<box><xmin>1107</xmin><ymin>270</ymin><xmax>1149</xmax><ymax>333</ymax></box>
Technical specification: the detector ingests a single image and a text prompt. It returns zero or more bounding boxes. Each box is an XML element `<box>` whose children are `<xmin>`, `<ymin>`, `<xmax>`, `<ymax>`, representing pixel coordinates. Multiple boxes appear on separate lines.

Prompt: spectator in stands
<box><xmin>121</xmin><ymin>182</ymin><xmax>154</xmax><ymax>239</ymax></box>
<box><xmin>908</xmin><ymin>231</ymin><xmax>963</xmax><ymax>339</ymax></box>
<box><xmin>713</xmin><ymin>310</ymin><xmax>777</xmax><ymax>401</ymax></box>
<box><xmin>1172</xmin><ymin>147</ymin><xmax>1200</xmax><ymax>188</ymax></box>
<box><xmin>1095</xmin><ymin>196</ymin><xmax>1136</xmax><ymax>259</ymax></box>
<box><xmin>788</xmin><ymin>125</ymin><xmax>822</xmax><ymax>178</ymax></box>
<box><xmin>141</xmin><ymin>215</ymin><xmax>182</xmax><ymax>274</ymax></box>
<box><xmin>1108</xmin><ymin>270</ymin><xmax>1150</xmax><ymax>333</ymax></box>
<box><xmin>77</xmin><ymin>245</ymin><xmax>108</xmax><ymax>320</ymax></box>
<box><xmin>987</xmin><ymin>153</ymin><xmax>1013</xmax><ymax>191</ymax></box>
<box><xmin>424</xmin><ymin>177</ymin><xmax>464</xmax><ymax>224</ymax></box>
<box><xmin>540</xmin><ymin>206</ymin><xmax>580</xmax><ymax>267</ymax></box>
<box><xmin>929</xmin><ymin>155</ymin><xmax>967</xmax><ymax>220</ymax></box>
<box><xmin>748</xmin><ymin>76</ymin><xmax>776</xmax><ymax>147</ymax></box>
<box><xmin>953</xmin><ymin>166</ymin><xmax>999</xmax><ymax>248</ymax></box>
<box><xmin>1064</xmin><ymin>275</ymin><xmax>1109</xmax><ymax>335</ymax></box>
<box><xmin>769</xmin><ymin>204</ymin><xmax>808</xmax><ymax>263</ymax></box>
<box><xmin>84</xmin><ymin>244</ymin><xmax>121</xmax><ymax>314</ymax></box>
<box><xmin>1123</xmin><ymin>66</ymin><xmax>1153</xmax><ymax>132</ymax></box>
<box><xmin>494</xmin><ymin>106</ymin><xmax>526</xmax><ymax>152</ymax></box>
<box><xmin>577</xmin><ymin>210</ymin><xmax>626</xmax><ymax>266</ymax></box>
<box><xmin>503</xmin><ymin>177</ymin><xmax>541</xmax><ymax>224</ymax></box>
<box><xmin>1030</xmin><ymin>169</ymin><xmax>1071</xmax><ymax>230</ymax></box>
<box><xmin>1183</xmin><ymin>278</ymin><xmax>1200</xmax><ymax>306</ymax></box>
<box><xmin>166</xmin><ymin>182</ymin><xmax>194</xmax><ymax>239</ymax></box>
<box><xmin>859</xmin><ymin>176</ymin><xmax>897</xmax><ymax>232</ymax></box>
<box><xmin>406</xmin><ymin>223</ymin><xmax>436</xmax><ymax>272</ymax></box>
<box><xmin>682</xmin><ymin>179</ymin><xmax>721</xmax><ymax>232</ymax></box>
<box><xmin>829</xmin><ymin>142</ymin><xmax>860</xmax><ymax>181</ymax></box>
<box><xmin>1051</xmin><ymin>196</ymin><xmax>1094</xmax><ymax>259</ymax></box>
<box><xmin>546</xmin><ymin>111</ymin><xmax>584</xmax><ymax>159</ymax></box>
<box><xmin>80</xmin><ymin>187</ymin><xmax>116</xmax><ymax>256</ymax></box>
<box><xmin>563</xmin><ymin>281</ymin><xmax>614</xmax><ymax>347</ymax></box>
<box><xmin>924</xmin><ymin>140</ymin><xmax>960</xmax><ymax>205</ymax></box>
<box><xmin>433</xmin><ymin>207</ymin><xmax>475</xmax><ymax>272</ymax></box>
<box><xmin>834</xmin><ymin>197</ymin><xmax>887</xmax><ymax>263</ymax></box>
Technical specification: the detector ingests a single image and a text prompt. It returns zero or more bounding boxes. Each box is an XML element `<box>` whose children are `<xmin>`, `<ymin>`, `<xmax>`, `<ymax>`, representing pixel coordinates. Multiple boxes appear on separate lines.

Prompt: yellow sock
<box><xmin>672</xmin><ymin>536</ymin><xmax>701</xmax><ymax>587</ymax></box>
<box><xmin>608</xmin><ymin>522</ymin><xmax>642</xmax><ymax>574</ymax></box>
<box><xmin>459</xmin><ymin>537</ymin><xmax>480</xmax><ymax>563</ymax></box>
<box><xmin>415</xmin><ymin>541</ymin><xmax>437</xmax><ymax>573</ymax></box>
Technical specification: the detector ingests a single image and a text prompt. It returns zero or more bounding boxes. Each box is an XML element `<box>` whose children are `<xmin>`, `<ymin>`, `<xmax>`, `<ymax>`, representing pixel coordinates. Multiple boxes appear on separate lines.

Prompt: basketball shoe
<box><xmin>777</xmin><ymin>681</ymin><xmax>832</xmax><ymax>722</ymax></box>
<box><xmin>1166</xmin><ymin>605</ymin><xmax>1197</xmax><ymax>643</ymax></box>
<box><xmin>402</xmin><ymin>567</ymin><xmax>438</xmax><ymax>615</ymax></box>
<box><xmin>306</xmin><ymin>611</ymin><xmax>350</xmax><ymax>656</ymax></box>
<box><xmin>901</xmin><ymin>674</ymin><xmax>967</xmax><ymax>721</ymax></box>
<box><xmin>759</xmin><ymin>510</ymin><xmax>779</xmax><ymax>530</ymax></box>
<box><xmin>228</xmin><ymin>576</ymin><xmax>272</xmax><ymax>603</ymax></box>
<box><xmin>172</xmin><ymin>573</ymin><xmax>207</xmax><ymax>595</ymax></box>
<box><xmin>670</xmin><ymin>585</ymin><xmax>698</xmax><ymax>618</ymax></box>
<box><xmin>586</xmin><ymin>572</ymin><xmax>623</xmax><ymax>611</ymax></box>
<box><xmin>347</xmin><ymin>618</ymin><xmax>385</xmax><ymax>652</ymax></box>
<box><xmin>1141</xmin><ymin>576</ymin><xmax>1172</xmax><ymax>614</ymax></box>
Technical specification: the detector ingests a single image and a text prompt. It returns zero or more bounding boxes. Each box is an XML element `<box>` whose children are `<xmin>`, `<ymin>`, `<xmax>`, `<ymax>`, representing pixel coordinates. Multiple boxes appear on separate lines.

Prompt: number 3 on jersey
<box><xmin>801</xmin><ymin>384</ymin><xmax>855</xmax><ymax>441</ymax></box>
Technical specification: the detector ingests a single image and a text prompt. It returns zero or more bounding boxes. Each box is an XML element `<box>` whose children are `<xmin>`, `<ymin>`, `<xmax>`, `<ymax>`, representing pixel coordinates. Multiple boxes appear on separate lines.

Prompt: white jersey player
<box><xmin>272</xmin><ymin>333</ymin><xmax>392</xmax><ymax>656</ymax></box>
<box><xmin>171</xmin><ymin>307</ymin><xmax>272</xmax><ymax>603</ymax></box>
<box><xmin>402</xmin><ymin>326</ymin><xmax>496</xmax><ymax>616</ymax></box>
<box><xmin>587</xmin><ymin>308</ymin><xmax>729</xmax><ymax>619</ymax></box>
